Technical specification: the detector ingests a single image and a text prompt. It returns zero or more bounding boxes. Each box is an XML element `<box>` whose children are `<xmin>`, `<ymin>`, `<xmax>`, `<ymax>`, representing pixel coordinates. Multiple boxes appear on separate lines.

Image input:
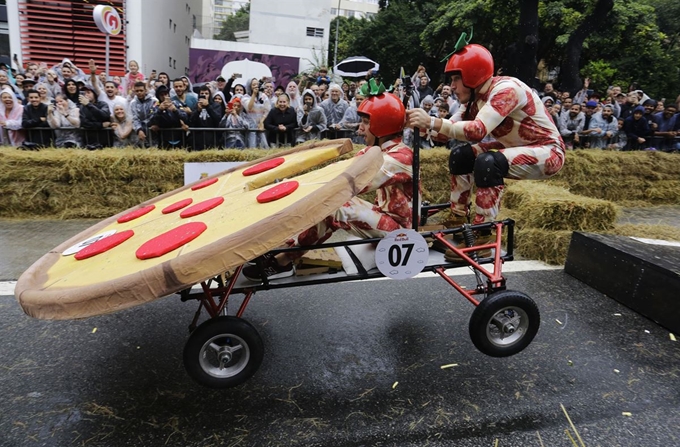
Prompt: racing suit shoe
<box><xmin>430</xmin><ymin>214</ymin><xmax>468</xmax><ymax>253</ymax></box>
<box><xmin>443</xmin><ymin>232</ymin><xmax>494</xmax><ymax>262</ymax></box>
<box><xmin>243</xmin><ymin>255</ymin><xmax>295</xmax><ymax>282</ymax></box>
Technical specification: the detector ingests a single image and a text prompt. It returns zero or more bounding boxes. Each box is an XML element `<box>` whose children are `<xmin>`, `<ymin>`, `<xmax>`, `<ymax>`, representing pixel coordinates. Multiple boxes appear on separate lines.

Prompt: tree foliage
<box><xmin>331</xmin><ymin>0</ymin><xmax>680</xmax><ymax>100</ymax></box>
<box><xmin>214</xmin><ymin>4</ymin><xmax>250</xmax><ymax>41</ymax></box>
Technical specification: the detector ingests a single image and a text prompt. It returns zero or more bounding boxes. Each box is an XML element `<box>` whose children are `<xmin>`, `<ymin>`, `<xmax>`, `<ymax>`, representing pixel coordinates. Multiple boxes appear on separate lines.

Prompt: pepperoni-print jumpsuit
<box><xmin>284</xmin><ymin>137</ymin><xmax>415</xmax><ymax>260</ymax></box>
<box><xmin>439</xmin><ymin>76</ymin><xmax>566</xmax><ymax>224</ymax></box>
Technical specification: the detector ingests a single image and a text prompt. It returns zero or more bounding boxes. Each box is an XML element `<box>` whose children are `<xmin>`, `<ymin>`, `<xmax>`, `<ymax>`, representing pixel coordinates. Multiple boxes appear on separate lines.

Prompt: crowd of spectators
<box><xmin>1</xmin><ymin>56</ymin><xmax>678</xmax><ymax>153</ymax></box>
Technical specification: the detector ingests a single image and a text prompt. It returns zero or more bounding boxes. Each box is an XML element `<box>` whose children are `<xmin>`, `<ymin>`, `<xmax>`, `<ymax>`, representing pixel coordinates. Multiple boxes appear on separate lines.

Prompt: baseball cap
<box><xmin>585</xmin><ymin>100</ymin><xmax>598</xmax><ymax>108</ymax></box>
<box><xmin>22</xmin><ymin>78</ymin><xmax>37</xmax><ymax>85</ymax></box>
<box><xmin>216</xmin><ymin>75</ymin><xmax>226</xmax><ymax>82</ymax></box>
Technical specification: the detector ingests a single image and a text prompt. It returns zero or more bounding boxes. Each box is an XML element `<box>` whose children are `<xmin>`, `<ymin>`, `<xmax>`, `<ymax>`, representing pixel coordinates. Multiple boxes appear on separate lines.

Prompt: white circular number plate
<box><xmin>62</xmin><ymin>230</ymin><xmax>117</xmax><ymax>256</ymax></box>
<box><xmin>375</xmin><ymin>229</ymin><xmax>429</xmax><ymax>279</ymax></box>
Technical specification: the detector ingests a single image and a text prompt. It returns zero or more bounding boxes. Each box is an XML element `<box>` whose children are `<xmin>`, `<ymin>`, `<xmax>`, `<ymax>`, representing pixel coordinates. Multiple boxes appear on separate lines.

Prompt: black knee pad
<box><xmin>474</xmin><ymin>151</ymin><xmax>509</xmax><ymax>187</ymax></box>
<box><xmin>448</xmin><ymin>143</ymin><xmax>475</xmax><ymax>175</ymax></box>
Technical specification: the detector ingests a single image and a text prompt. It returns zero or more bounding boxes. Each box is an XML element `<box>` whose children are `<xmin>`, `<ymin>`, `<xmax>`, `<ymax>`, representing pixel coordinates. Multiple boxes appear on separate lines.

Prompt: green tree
<box><xmin>214</xmin><ymin>4</ymin><xmax>250</xmax><ymax>41</ymax></box>
<box><xmin>336</xmin><ymin>0</ymin><xmax>679</xmax><ymax>98</ymax></box>
<box><xmin>345</xmin><ymin>0</ymin><xmax>448</xmax><ymax>85</ymax></box>
<box><xmin>328</xmin><ymin>16</ymin><xmax>368</xmax><ymax>71</ymax></box>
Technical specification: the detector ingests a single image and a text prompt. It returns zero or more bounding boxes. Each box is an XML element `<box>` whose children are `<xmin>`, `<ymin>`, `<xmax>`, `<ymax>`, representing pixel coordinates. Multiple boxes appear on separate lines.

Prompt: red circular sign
<box><xmin>136</xmin><ymin>222</ymin><xmax>207</xmax><ymax>260</ymax></box>
<box><xmin>242</xmin><ymin>157</ymin><xmax>285</xmax><ymax>176</ymax></box>
<box><xmin>162</xmin><ymin>198</ymin><xmax>193</xmax><ymax>214</ymax></box>
<box><xmin>74</xmin><ymin>230</ymin><xmax>135</xmax><ymax>260</ymax></box>
<box><xmin>191</xmin><ymin>177</ymin><xmax>219</xmax><ymax>191</ymax></box>
<box><xmin>256</xmin><ymin>180</ymin><xmax>300</xmax><ymax>203</ymax></box>
<box><xmin>180</xmin><ymin>197</ymin><xmax>225</xmax><ymax>218</ymax></box>
<box><xmin>117</xmin><ymin>205</ymin><xmax>155</xmax><ymax>223</ymax></box>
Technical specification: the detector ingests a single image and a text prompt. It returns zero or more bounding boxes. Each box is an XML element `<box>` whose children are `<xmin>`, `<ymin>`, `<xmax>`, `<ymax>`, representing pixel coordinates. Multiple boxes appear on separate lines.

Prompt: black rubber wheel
<box><xmin>183</xmin><ymin>316</ymin><xmax>264</xmax><ymax>389</ymax></box>
<box><xmin>469</xmin><ymin>290</ymin><xmax>540</xmax><ymax>357</ymax></box>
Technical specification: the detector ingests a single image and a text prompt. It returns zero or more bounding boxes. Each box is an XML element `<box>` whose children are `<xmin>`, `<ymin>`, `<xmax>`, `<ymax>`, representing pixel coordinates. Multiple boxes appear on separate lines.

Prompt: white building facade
<box><xmin>7</xmin><ymin>0</ymin><xmax>202</xmax><ymax>79</ymax></box>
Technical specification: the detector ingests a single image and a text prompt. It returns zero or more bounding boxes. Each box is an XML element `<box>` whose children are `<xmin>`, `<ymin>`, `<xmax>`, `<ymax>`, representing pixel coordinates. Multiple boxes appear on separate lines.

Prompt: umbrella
<box><xmin>333</xmin><ymin>56</ymin><xmax>380</xmax><ymax>78</ymax></box>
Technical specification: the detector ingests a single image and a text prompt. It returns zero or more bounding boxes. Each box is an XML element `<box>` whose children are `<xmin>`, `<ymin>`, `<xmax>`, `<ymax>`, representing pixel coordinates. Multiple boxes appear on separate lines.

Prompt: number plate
<box><xmin>375</xmin><ymin>229</ymin><xmax>429</xmax><ymax>279</ymax></box>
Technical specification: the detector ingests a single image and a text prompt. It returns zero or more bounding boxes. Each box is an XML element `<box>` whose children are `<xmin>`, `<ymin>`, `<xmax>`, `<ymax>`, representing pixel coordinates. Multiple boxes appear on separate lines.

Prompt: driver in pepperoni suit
<box><xmin>244</xmin><ymin>81</ymin><xmax>417</xmax><ymax>281</ymax></box>
<box><xmin>406</xmin><ymin>42</ymin><xmax>565</xmax><ymax>260</ymax></box>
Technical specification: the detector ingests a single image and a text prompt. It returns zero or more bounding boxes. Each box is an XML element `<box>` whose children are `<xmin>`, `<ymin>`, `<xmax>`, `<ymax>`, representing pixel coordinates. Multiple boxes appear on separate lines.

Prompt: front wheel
<box><xmin>469</xmin><ymin>290</ymin><xmax>540</xmax><ymax>357</ymax></box>
<box><xmin>183</xmin><ymin>316</ymin><xmax>264</xmax><ymax>388</ymax></box>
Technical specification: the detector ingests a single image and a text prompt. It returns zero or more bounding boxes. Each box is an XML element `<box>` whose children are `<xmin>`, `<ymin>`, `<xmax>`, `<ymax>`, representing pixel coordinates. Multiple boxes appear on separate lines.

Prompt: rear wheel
<box><xmin>469</xmin><ymin>290</ymin><xmax>539</xmax><ymax>357</ymax></box>
<box><xmin>183</xmin><ymin>316</ymin><xmax>264</xmax><ymax>388</ymax></box>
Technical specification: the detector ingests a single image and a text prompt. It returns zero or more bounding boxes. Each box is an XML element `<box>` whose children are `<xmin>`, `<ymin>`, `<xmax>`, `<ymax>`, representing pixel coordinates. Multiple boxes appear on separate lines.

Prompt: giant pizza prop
<box><xmin>15</xmin><ymin>139</ymin><xmax>384</xmax><ymax>320</ymax></box>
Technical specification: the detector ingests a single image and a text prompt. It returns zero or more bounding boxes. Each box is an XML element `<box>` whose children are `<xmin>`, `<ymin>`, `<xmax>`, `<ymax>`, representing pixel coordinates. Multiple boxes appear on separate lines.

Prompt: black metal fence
<box><xmin>23</xmin><ymin>127</ymin><xmax>362</xmax><ymax>150</ymax></box>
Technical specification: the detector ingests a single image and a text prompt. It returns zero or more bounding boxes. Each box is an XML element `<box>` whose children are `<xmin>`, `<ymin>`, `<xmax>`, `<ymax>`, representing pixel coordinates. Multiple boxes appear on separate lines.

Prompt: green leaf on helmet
<box><xmin>359</xmin><ymin>78</ymin><xmax>387</xmax><ymax>97</ymax></box>
<box><xmin>441</xmin><ymin>28</ymin><xmax>474</xmax><ymax>62</ymax></box>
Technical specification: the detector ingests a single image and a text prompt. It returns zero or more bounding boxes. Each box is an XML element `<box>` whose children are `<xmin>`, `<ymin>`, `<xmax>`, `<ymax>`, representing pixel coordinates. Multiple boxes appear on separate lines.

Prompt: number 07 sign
<box><xmin>375</xmin><ymin>230</ymin><xmax>429</xmax><ymax>279</ymax></box>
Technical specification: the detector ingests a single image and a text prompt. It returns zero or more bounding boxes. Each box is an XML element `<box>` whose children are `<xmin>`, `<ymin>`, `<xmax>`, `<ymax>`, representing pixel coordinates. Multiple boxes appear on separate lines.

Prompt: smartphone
<box><xmin>234</xmin><ymin>73</ymin><xmax>242</xmax><ymax>78</ymax></box>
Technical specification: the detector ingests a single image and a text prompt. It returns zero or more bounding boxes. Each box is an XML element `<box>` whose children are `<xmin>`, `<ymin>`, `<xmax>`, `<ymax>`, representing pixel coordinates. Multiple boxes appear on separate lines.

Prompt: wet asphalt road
<box><xmin>2</xmin><ymin>268</ymin><xmax>680</xmax><ymax>447</ymax></box>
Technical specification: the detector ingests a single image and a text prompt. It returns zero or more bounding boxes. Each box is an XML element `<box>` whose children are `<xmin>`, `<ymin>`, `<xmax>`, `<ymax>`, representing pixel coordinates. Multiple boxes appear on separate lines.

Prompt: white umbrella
<box><xmin>221</xmin><ymin>59</ymin><xmax>273</xmax><ymax>87</ymax></box>
<box><xmin>333</xmin><ymin>56</ymin><xmax>380</xmax><ymax>78</ymax></box>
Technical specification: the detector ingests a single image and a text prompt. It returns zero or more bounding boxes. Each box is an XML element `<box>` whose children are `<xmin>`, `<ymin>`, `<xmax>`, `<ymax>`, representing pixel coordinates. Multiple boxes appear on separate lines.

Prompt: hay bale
<box><xmin>609</xmin><ymin>223</ymin><xmax>680</xmax><ymax>242</ymax></box>
<box><xmin>0</xmin><ymin>146</ymin><xmax>277</xmax><ymax>219</ymax></box>
<box><xmin>419</xmin><ymin>149</ymin><xmax>451</xmax><ymax>203</ymax></box>
<box><xmin>550</xmin><ymin>149</ymin><xmax>680</xmax><ymax>204</ymax></box>
<box><xmin>514</xmin><ymin>228</ymin><xmax>573</xmax><ymax>265</ymax></box>
<box><xmin>503</xmin><ymin>180</ymin><xmax>619</xmax><ymax>231</ymax></box>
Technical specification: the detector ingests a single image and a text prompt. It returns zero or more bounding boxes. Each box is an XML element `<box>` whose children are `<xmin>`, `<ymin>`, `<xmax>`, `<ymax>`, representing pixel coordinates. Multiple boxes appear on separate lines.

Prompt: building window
<box><xmin>306</xmin><ymin>27</ymin><xmax>324</xmax><ymax>38</ymax></box>
<box><xmin>331</xmin><ymin>8</ymin><xmax>337</xmax><ymax>15</ymax></box>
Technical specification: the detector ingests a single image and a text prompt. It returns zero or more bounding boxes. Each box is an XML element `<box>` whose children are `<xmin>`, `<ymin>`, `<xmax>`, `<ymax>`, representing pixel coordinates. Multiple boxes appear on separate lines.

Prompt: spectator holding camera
<box><xmin>78</xmin><ymin>83</ymin><xmax>111</xmax><ymax>148</ymax></box>
<box><xmin>189</xmin><ymin>85</ymin><xmax>221</xmax><ymax>151</ymax></box>
<box><xmin>149</xmin><ymin>84</ymin><xmax>188</xmax><ymax>149</ymax></box>
<box><xmin>245</xmin><ymin>77</ymin><xmax>271</xmax><ymax>148</ymax></box>
<box><xmin>47</xmin><ymin>94</ymin><xmax>81</xmax><ymax>148</ymax></box>
<box><xmin>220</xmin><ymin>96</ymin><xmax>251</xmax><ymax>149</ymax></box>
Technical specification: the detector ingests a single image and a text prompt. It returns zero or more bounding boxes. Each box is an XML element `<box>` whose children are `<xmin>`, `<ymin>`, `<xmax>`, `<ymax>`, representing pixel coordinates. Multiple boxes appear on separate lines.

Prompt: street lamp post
<box><xmin>333</xmin><ymin>0</ymin><xmax>340</xmax><ymax>71</ymax></box>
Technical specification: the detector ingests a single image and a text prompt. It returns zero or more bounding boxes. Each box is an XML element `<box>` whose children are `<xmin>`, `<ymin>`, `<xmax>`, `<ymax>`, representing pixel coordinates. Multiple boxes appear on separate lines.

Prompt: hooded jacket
<box><xmin>130</xmin><ymin>93</ymin><xmax>159</xmax><ymax>133</ymax></box>
<box><xmin>623</xmin><ymin>106</ymin><xmax>650</xmax><ymax>140</ymax></box>
<box><xmin>320</xmin><ymin>84</ymin><xmax>349</xmax><ymax>126</ymax></box>
<box><xmin>296</xmin><ymin>89</ymin><xmax>327</xmax><ymax>142</ymax></box>
<box><xmin>47</xmin><ymin>98</ymin><xmax>81</xmax><ymax>147</ymax></box>
<box><xmin>0</xmin><ymin>88</ymin><xmax>26</xmax><ymax>146</ymax></box>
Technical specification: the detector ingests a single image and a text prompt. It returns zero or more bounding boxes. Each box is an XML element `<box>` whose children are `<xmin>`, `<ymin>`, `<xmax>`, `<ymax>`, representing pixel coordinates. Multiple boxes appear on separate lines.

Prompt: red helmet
<box><xmin>444</xmin><ymin>44</ymin><xmax>494</xmax><ymax>89</ymax></box>
<box><xmin>357</xmin><ymin>92</ymin><xmax>405</xmax><ymax>138</ymax></box>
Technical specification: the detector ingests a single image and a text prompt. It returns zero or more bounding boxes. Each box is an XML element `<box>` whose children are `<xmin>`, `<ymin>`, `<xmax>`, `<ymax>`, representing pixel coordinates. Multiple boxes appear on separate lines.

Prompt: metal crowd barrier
<box><xmin>22</xmin><ymin>126</ymin><xmax>362</xmax><ymax>150</ymax></box>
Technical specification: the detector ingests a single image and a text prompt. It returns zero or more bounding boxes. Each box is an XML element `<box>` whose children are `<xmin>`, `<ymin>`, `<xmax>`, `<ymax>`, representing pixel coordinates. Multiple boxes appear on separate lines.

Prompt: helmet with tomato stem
<box><xmin>443</xmin><ymin>30</ymin><xmax>494</xmax><ymax>89</ymax></box>
<box><xmin>357</xmin><ymin>79</ymin><xmax>405</xmax><ymax>138</ymax></box>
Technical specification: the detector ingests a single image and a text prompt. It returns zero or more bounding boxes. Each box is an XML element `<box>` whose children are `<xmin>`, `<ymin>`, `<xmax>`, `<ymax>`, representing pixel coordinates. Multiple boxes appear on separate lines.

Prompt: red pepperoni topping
<box><xmin>162</xmin><ymin>198</ymin><xmax>193</xmax><ymax>214</ymax></box>
<box><xmin>74</xmin><ymin>230</ymin><xmax>135</xmax><ymax>260</ymax></box>
<box><xmin>242</xmin><ymin>157</ymin><xmax>285</xmax><ymax>176</ymax></box>
<box><xmin>136</xmin><ymin>222</ymin><xmax>207</xmax><ymax>260</ymax></box>
<box><xmin>180</xmin><ymin>197</ymin><xmax>225</xmax><ymax>218</ymax></box>
<box><xmin>256</xmin><ymin>180</ymin><xmax>299</xmax><ymax>203</ymax></box>
<box><xmin>117</xmin><ymin>205</ymin><xmax>155</xmax><ymax>223</ymax></box>
<box><xmin>191</xmin><ymin>177</ymin><xmax>218</xmax><ymax>191</ymax></box>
